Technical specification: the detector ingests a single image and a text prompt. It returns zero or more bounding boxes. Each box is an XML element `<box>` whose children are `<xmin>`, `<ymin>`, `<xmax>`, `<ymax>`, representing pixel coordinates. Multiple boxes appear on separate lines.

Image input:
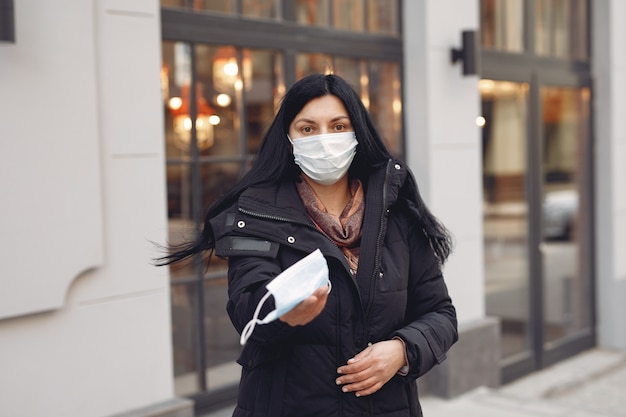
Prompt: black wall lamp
<box><xmin>451</xmin><ymin>30</ymin><xmax>480</xmax><ymax>76</ymax></box>
<box><xmin>0</xmin><ymin>0</ymin><xmax>15</xmax><ymax>43</ymax></box>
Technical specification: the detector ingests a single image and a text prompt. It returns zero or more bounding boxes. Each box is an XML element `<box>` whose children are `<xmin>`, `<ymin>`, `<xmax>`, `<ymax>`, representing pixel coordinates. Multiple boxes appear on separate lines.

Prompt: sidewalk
<box><xmin>423</xmin><ymin>347</ymin><xmax>626</xmax><ymax>417</ymax></box>
<box><xmin>203</xmin><ymin>348</ymin><xmax>626</xmax><ymax>417</ymax></box>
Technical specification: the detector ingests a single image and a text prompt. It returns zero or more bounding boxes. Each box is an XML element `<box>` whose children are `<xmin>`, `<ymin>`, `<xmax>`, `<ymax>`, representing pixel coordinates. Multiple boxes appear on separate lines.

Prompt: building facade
<box><xmin>1</xmin><ymin>1</ymin><xmax>625</xmax><ymax>416</ymax></box>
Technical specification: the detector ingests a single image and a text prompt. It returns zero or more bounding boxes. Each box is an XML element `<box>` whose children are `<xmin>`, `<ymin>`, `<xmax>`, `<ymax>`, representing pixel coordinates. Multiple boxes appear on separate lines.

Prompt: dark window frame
<box><xmin>0</xmin><ymin>0</ymin><xmax>15</xmax><ymax>43</ymax></box>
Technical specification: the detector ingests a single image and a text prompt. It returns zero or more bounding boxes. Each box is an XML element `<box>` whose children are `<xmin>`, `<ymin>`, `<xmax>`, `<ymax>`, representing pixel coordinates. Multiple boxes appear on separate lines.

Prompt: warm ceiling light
<box><xmin>216</xmin><ymin>93</ymin><xmax>231</xmax><ymax>107</ymax></box>
<box><xmin>168</xmin><ymin>97</ymin><xmax>183</xmax><ymax>110</ymax></box>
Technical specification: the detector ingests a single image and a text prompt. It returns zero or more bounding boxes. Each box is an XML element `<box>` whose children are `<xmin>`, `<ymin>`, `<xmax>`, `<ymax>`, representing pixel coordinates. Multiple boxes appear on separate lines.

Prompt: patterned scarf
<box><xmin>296</xmin><ymin>177</ymin><xmax>365</xmax><ymax>274</ymax></box>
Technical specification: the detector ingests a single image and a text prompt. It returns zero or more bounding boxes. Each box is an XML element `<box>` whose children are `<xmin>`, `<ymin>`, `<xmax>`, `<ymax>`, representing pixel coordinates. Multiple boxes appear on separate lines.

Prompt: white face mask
<box><xmin>289</xmin><ymin>131</ymin><xmax>358</xmax><ymax>185</ymax></box>
<box><xmin>239</xmin><ymin>249</ymin><xmax>331</xmax><ymax>345</ymax></box>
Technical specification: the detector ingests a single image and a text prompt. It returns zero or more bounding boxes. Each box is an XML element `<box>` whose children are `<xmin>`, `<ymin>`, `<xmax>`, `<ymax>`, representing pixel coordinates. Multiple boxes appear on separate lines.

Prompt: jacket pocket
<box><xmin>236</xmin><ymin>343</ymin><xmax>288</xmax><ymax>416</ymax></box>
<box><xmin>237</xmin><ymin>342</ymin><xmax>284</xmax><ymax>369</ymax></box>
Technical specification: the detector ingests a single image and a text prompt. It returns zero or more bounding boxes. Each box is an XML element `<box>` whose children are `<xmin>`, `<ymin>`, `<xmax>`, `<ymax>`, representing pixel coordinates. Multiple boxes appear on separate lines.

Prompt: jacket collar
<box><xmin>237</xmin><ymin>159</ymin><xmax>407</xmax><ymax>216</ymax></box>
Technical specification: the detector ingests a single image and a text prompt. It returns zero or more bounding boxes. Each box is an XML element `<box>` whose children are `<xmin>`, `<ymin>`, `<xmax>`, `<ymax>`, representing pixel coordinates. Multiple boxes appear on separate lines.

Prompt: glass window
<box><xmin>370</xmin><ymin>60</ymin><xmax>402</xmax><ymax>156</ymax></box>
<box><xmin>242</xmin><ymin>0</ymin><xmax>280</xmax><ymax>19</ymax></box>
<box><xmin>161</xmin><ymin>0</ymin><xmax>187</xmax><ymax>8</ymax></box>
<box><xmin>480</xmin><ymin>80</ymin><xmax>531</xmax><ymax>361</ymax></box>
<box><xmin>162</xmin><ymin>40</ymin><xmax>287</xmax><ymax>397</ymax></box>
<box><xmin>162</xmin><ymin>42</ymin><xmax>193</xmax><ymax>159</ymax></box>
<box><xmin>245</xmin><ymin>49</ymin><xmax>284</xmax><ymax>153</ymax></box>
<box><xmin>203</xmin><ymin>277</ymin><xmax>241</xmax><ymax>390</ymax></box>
<box><xmin>535</xmin><ymin>0</ymin><xmax>588</xmax><ymax>59</ymax></box>
<box><xmin>161</xmin><ymin>0</ymin><xmax>235</xmax><ymax>14</ymax></box>
<box><xmin>333</xmin><ymin>0</ymin><xmax>364</xmax><ymax>32</ymax></box>
<box><xmin>481</xmin><ymin>0</ymin><xmax>524</xmax><ymax>53</ymax></box>
<box><xmin>295</xmin><ymin>0</ymin><xmax>330</xmax><ymax>27</ymax></box>
<box><xmin>193</xmin><ymin>0</ymin><xmax>234</xmax><ymax>14</ymax></box>
<box><xmin>367</xmin><ymin>0</ymin><xmax>398</xmax><ymax>35</ymax></box>
<box><xmin>171</xmin><ymin>283</ymin><xmax>201</xmax><ymax>396</ymax></box>
<box><xmin>333</xmin><ymin>57</ymin><xmax>367</xmax><ymax>100</ymax></box>
<box><xmin>541</xmin><ymin>86</ymin><xmax>592</xmax><ymax>347</ymax></box>
<box><xmin>162</xmin><ymin>0</ymin><xmax>401</xmax><ymax>34</ymax></box>
<box><xmin>296</xmin><ymin>52</ymin><xmax>334</xmax><ymax>79</ymax></box>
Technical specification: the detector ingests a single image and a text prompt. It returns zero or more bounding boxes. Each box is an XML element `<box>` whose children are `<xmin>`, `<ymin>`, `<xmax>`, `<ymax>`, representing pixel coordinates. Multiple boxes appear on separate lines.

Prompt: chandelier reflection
<box><xmin>212</xmin><ymin>48</ymin><xmax>252</xmax><ymax>93</ymax></box>
<box><xmin>168</xmin><ymin>84</ymin><xmax>221</xmax><ymax>151</ymax></box>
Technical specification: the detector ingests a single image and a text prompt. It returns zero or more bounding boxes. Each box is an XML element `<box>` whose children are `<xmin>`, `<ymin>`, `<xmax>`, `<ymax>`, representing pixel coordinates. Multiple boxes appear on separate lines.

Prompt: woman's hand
<box><xmin>279</xmin><ymin>285</ymin><xmax>329</xmax><ymax>326</ymax></box>
<box><xmin>335</xmin><ymin>339</ymin><xmax>407</xmax><ymax>397</ymax></box>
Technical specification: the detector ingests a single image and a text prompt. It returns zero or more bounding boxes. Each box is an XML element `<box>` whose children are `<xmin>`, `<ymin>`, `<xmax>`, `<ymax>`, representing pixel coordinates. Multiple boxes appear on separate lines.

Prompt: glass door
<box><xmin>540</xmin><ymin>85</ymin><xmax>594</xmax><ymax>364</ymax></box>
<box><xmin>480</xmin><ymin>79</ymin><xmax>594</xmax><ymax>382</ymax></box>
<box><xmin>481</xmin><ymin>80</ymin><xmax>532</xmax><ymax>367</ymax></box>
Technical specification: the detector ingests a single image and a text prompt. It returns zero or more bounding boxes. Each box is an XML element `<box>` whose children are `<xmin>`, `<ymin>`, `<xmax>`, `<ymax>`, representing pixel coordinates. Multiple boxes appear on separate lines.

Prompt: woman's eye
<box><xmin>334</xmin><ymin>124</ymin><xmax>346</xmax><ymax>131</ymax></box>
<box><xmin>301</xmin><ymin>126</ymin><xmax>313</xmax><ymax>134</ymax></box>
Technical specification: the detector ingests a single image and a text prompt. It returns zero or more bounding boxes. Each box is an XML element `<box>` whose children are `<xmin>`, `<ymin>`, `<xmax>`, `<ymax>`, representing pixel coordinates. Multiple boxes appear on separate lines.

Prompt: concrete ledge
<box><xmin>106</xmin><ymin>397</ymin><xmax>194</xmax><ymax>417</ymax></box>
<box><xmin>419</xmin><ymin>316</ymin><xmax>500</xmax><ymax>398</ymax></box>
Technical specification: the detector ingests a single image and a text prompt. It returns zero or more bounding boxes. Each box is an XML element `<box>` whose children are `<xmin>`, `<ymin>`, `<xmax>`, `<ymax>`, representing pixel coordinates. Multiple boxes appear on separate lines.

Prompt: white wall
<box><xmin>592</xmin><ymin>0</ymin><xmax>626</xmax><ymax>350</ymax></box>
<box><xmin>403</xmin><ymin>0</ymin><xmax>485</xmax><ymax>325</ymax></box>
<box><xmin>0</xmin><ymin>1</ymin><xmax>104</xmax><ymax>319</ymax></box>
<box><xmin>0</xmin><ymin>1</ymin><xmax>175</xmax><ymax>416</ymax></box>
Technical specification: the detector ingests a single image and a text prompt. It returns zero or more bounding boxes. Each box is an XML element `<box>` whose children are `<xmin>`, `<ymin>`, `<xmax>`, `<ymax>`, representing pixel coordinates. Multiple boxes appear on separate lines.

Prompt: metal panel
<box><xmin>161</xmin><ymin>8</ymin><xmax>402</xmax><ymax>60</ymax></box>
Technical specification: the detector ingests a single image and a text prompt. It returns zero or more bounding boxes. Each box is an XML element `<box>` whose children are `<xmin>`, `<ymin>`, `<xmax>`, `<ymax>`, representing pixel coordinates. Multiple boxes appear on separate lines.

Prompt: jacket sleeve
<box><xmin>225</xmin><ymin>252</ymin><xmax>299</xmax><ymax>344</ymax></box>
<box><xmin>391</xmin><ymin>224</ymin><xmax>458</xmax><ymax>381</ymax></box>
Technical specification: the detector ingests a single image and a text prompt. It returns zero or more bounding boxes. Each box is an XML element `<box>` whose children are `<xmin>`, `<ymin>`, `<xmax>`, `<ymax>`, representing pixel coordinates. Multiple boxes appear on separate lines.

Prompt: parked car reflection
<box><xmin>543</xmin><ymin>189</ymin><xmax>578</xmax><ymax>240</ymax></box>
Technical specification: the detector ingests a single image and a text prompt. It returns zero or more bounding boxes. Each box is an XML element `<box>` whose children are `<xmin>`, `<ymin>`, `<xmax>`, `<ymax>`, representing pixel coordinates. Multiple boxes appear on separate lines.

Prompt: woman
<box><xmin>160</xmin><ymin>73</ymin><xmax>457</xmax><ymax>417</ymax></box>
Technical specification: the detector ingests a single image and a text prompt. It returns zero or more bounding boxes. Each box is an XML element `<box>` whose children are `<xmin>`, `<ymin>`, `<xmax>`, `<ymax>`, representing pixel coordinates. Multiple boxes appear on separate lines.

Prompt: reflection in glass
<box><xmin>161</xmin><ymin>0</ymin><xmax>187</xmax><ymax>8</ymax></box>
<box><xmin>370</xmin><ymin>61</ymin><xmax>402</xmax><ymax>157</ymax></box>
<box><xmin>333</xmin><ymin>57</ymin><xmax>366</xmax><ymax>98</ymax></box>
<box><xmin>162</xmin><ymin>42</ymin><xmax>193</xmax><ymax>159</ymax></box>
<box><xmin>161</xmin><ymin>0</ymin><xmax>234</xmax><ymax>14</ymax></box>
<box><xmin>367</xmin><ymin>0</ymin><xmax>398</xmax><ymax>35</ymax></box>
<box><xmin>480</xmin><ymin>80</ymin><xmax>530</xmax><ymax>361</ymax></box>
<box><xmin>333</xmin><ymin>0</ymin><xmax>364</xmax><ymax>31</ymax></box>
<box><xmin>204</xmin><ymin>278</ymin><xmax>241</xmax><ymax>390</ymax></box>
<box><xmin>193</xmin><ymin>0</ymin><xmax>234</xmax><ymax>14</ymax></box>
<box><xmin>296</xmin><ymin>52</ymin><xmax>333</xmax><ymax>79</ymax></box>
<box><xmin>481</xmin><ymin>0</ymin><xmax>524</xmax><ymax>53</ymax></box>
<box><xmin>295</xmin><ymin>0</ymin><xmax>330</xmax><ymax>27</ymax></box>
<box><xmin>171</xmin><ymin>283</ymin><xmax>200</xmax><ymax>396</ymax></box>
<box><xmin>245</xmin><ymin>49</ymin><xmax>284</xmax><ymax>154</ymax></box>
<box><xmin>242</xmin><ymin>0</ymin><xmax>279</xmax><ymax>19</ymax></box>
<box><xmin>195</xmin><ymin>45</ymin><xmax>242</xmax><ymax>158</ymax></box>
<box><xmin>541</xmin><ymin>86</ymin><xmax>591</xmax><ymax>348</ymax></box>
<box><xmin>171</xmin><ymin>277</ymin><xmax>241</xmax><ymax>396</ymax></box>
<box><xmin>535</xmin><ymin>0</ymin><xmax>588</xmax><ymax>59</ymax></box>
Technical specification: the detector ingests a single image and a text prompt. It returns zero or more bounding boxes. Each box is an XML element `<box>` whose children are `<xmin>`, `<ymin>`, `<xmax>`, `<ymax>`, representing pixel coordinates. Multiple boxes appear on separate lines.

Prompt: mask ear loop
<box><xmin>240</xmin><ymin>291</ymin><xmax>272</xmax><ymax>346</ymax></box>
<box><xmin>240</xmin><ymin>278</ymin><xmax>332</xmax><ymax>346</ymax></box>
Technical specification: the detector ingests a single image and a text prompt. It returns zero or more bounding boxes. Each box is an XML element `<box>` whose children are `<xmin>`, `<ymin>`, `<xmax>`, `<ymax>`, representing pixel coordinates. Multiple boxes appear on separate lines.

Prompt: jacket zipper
<box><xmin>238</xmin><ymin>207</ymin><xmax>313</xmax><ymax>228</ymax></box>
<box><xmin>364</xmin><ymin>160</ymin><xmax>392</xmax><ymax>319</ymax></box>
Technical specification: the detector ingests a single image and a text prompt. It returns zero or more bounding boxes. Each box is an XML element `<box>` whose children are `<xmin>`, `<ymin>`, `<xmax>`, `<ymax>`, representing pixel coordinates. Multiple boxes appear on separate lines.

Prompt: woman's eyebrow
<box><xmin>293</xmin><ymin>117</ymin><xmax>317</xmax><ymax>125</ymax></box>
<box><xmin>293</xmin><ymin>115</ymin><xmax>350</xmax><ymax>125</ymax></box>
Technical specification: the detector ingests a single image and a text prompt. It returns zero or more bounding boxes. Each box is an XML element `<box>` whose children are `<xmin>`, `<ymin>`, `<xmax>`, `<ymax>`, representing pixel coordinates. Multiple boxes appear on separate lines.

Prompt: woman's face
<box><xmin>288</xmin><ymin>94</ymin><xmax>353</xmax><ymax>140</ymax></box>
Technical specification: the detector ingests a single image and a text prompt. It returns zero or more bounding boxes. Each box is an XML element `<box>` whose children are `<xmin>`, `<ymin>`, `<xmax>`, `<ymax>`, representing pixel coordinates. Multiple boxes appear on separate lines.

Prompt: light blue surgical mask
<box><xmin>239</xmin><ymin>249</ymin><xmax>331</xmax><ymax>345</ymax></box>
<box><xmin>289</xmin><ymin>132</ymin><xmax>358</xmax><ymax>185</ymax></box>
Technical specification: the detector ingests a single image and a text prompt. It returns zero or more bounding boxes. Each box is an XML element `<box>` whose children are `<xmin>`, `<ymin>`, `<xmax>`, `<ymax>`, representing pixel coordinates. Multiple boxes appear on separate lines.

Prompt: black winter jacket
<box><xmin>211</xmin><ymin>159</ymin><xmax>458</xmax><ymax>417</ymax></box>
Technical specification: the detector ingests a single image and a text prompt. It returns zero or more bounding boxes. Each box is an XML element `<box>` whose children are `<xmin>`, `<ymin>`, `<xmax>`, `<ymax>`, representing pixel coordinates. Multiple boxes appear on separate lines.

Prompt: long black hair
<box><xmin>157</xmin><ymin>73</ymin><xmax>452</xmax><ymax>265</ymax></box>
